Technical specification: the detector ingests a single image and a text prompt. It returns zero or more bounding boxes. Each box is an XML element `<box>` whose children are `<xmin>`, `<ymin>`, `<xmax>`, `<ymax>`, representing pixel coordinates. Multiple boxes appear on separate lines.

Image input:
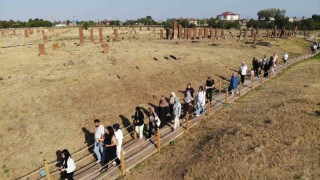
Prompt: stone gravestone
<box><xmin>38</xmin><ymin>44</ymin><xmax>46</xmax><ymax>55</ymax></box>
<box><xmin>274</xmin><ymin>25</ymin><xmax>277</xmax><ymax>38</ymax></box>
<box><xmin>43</xmin><ymin>35</ymin><xmax>47</xmax><ymax>43</ymax></box>
<box><xmin>210</xmin><ymin>27</ymin><xmax>214</xmax><ymax>39</ymax></box>
<box><xmin>99</xmin><ymin>27</ymin><xmax>103</xmax><ymax>42</ymax></box>
<box><xmin>103</xmin><ymin>43</ymin><xmax>109</xmax><ymax>53</ymax></box>
<box><xmin>199</xmin><ymin>28</ymin><xmax>203</xmax><ymax>40</ymax></box>
<box><xmin>160</xmin><ymin>29</ymin><xmax>164</xmax><ymax>40</ymax></box>
<box><xmin>52</xmin><ymin>43</ymin><xmax>59</xmax><ymax>50</ymax></box>
<box><xmin>215</xmin><ymin>28</ymin><xmax>218</xmax><ymax>38</ymax></box>
<box><xmin>114</xmin><ymin>29</ymin><xmax>119</xmax><ymax>41</ymax></box>
<box><xmin>244</xmin><ymin>29</ymin><xmax>247</xmax><ymax>39</ymax></box>
<box><xmin>204</xmin><ymin>28</ymin><xmax>208</xmax><ymax>39</ymax></box>
<box><xmin>42</xmin><ymin>30</ymin><xmax>44</xmax><ymax>36</ymax></box>
<box><xmin>173</xmin><ymin>21</ymin><xmax>178</xmax><ymax>38</ymax></box>
<box><xmin>221</xmin><ymin>29</ymin><xmax>224</xmax><ymax>38</ymax></box>
<box><xmin>79</xmin><ymin>26</ymin><xmax>84</xmax><ymax>44</ymax></box>
<box><xmin>178</xmin><ymin>24</ymin><xmax>182</xmax><ymax>39</ymax></box>
<box><xmin>166</xmin><ymin>29</ymin><xmax>170</xmax><ymax>40</ymax></box>
<box><xmin>253</xmin><ymin>32</ymin><xmax>257</xmax><ymax>44</ymax></box>
<box><xmin>25</xmin><ymin>29</ymin><xmax>29</xmax><ymax>38</ymax></box>
<box><xmin>193</xmin><ymin>28</ymin><xmax>197</xmax><ymax>39</ymax></box>
<box><xmin>184</xmin><ymin>28</ymin><xmax>188</xmax><ymax>39</ymax></box>
<box><xmin>90</xmin><ymin>28</ymin><xmax>94</xmax><ymax>43</ymax></box>
<box><xmin>188</xmin><ymin>28</ymin><xmax>192</xmax><ymax>40</ymax></box>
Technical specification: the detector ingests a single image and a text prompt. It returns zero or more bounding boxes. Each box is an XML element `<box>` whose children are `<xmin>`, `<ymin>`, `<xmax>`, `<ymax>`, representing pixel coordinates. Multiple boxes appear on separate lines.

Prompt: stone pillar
<box><xmin>199</xmin><ymin>28</ymin><xmax>203</xmax><ymax>40</ymax></box>
<box><xmin>43</xmin><ymin>35</ymin><xmax>47</xmax><ymax>43</ymax></box>
<box><xmin>99</xmin><ymin>27</ymin><xmax>103</xmax><ymax>42</ymax></box>
<box><xmin>166</xmin><ymin>29</ymin><xmax>170</xmax><ymax>40</ymax></box>
<box><xmin>184</xmin><ymin>28</ymin><xmax>188</xmax><ymax>39</ymax></box>
<box><xmin>210</xmin><ymin>27</ymin><xmax>214</xmax><ymax>39</ymax></box>
<box><xmin>178</xmin><ymin>24</ymin><xmax>182</xmax><ymax>39</ymax></box>
<box><xmin>103</xmin><ymin>43</ymin><xmax>109</xmax><ymax>53</ymax></box>
<box><xmin>253</xmin><ymin>32</ymin><xmax>257</xmax><ymax>44</ymax></box>
<box><xmin>221</xmin><ymin>29</ymin><xmax>224</xmax><ymax>38</ymax></box>
<box><xmin>25</xmin><ymin>29</ymin><xmax>29</xmax><ymax>38</ymax></box>
<box><xmin>90</xmin><ymin>28</ymin><xmax>94</xmax><ymax>43</ymax></box>
<box><xmin>244</xmin><ymin>29</ymin><xmax>247</xmax><ymax>39</ymax></box>
<box><xmin>52</xmin><ymin>43</ymin><xmax>59</xmax><ymax>50</ymax></box>
<box><xmin>188</xmin><ymin>28</ymin><xmax>192</xmax><ymax>40</ymax></box>
<box><xmin>160</xmin><ymin>29</ymin><xmax>164</xmax><ymax>40</ymax></box>
<box><xmin>193</xmin><ymin>28</ymin><xmax>197</xmax><ymax>39</ymax></box>
<box><xmin>215</xmin><ymin>28</ymin><xmax>218</xmax><ymax>38</ymax></box>
<box><xmin>204</xmin><ymin>28</ymin><xmax>208</xmax><ymax>39</ymax></box>
<box><xmin>42</xmin><ymin>30</ymin><xmax>44</xmax><ymax>36</ymax></box>
<box><xmin>173</xmin><ymin>21</ymin><xmax>178</xmax><ymax>38</ymax></box>
<box><xmin>38</xmin><ymin>44</ymin><xmax>46</xmax><ymax>55</ymax></box>
<box><xmin>239</xmin><ymin>29</ymin><xmax>242</xmax><ymax>39</ymax></box>
<box><xmin>79</xmin><ymin>26</ymin><xmax>84</xmax><ymax>44</ymax></box>
<box><xmin>114</xmin><ymin>29</ymin><xmax>119</xmax><ymax>41</ymax></box>
<box><xmin>274</xmin><ymin>25</ymin><xmax>277</xmax><ymax>38</ymax></box>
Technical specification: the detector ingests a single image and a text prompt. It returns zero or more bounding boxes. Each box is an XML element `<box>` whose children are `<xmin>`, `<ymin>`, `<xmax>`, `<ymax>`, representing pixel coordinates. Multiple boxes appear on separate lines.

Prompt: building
<box><xmin>176</xmin><ymin>18</ymin><xmax>198</xmax><ymax>26</ymax></box>
<box><xmin>218</xmin><ymin>12</ymin><xmax>240</xmax><ymax>21</ymax></box>
<box><xmin>99</xmin><ymin>20</ymin><xmax>111</xmax><ymax>26</ymax></box>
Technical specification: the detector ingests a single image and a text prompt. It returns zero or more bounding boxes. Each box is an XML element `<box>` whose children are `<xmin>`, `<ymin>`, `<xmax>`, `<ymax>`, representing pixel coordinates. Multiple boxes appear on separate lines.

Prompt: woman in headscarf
<box><xmin>148</xmin><ymin>107</ymin><xmax>161</xmax><ymax>138</ymax></box>
<box><xmin>158</xmin><ymin>96</ymin><xmax>169</xmax><ymax>128</ymax></box>
<box><xmin>169</xmin><ymin>92</ymin><xmax>176</xmax><ymax>122</ymax></box>
<box><xmin>173</xmin><ymin>96</ymin><xmax>181</xmax><ymax>131</ymax></box>
<box><xmin>184</xmin><ymin>91</ymin><xmax>194</xmax><ymax>117</ymax></box>
<box><xmin>59</xmin><ymin>149</ymin><xmax>76</xmax><ymax>180</ymax></box>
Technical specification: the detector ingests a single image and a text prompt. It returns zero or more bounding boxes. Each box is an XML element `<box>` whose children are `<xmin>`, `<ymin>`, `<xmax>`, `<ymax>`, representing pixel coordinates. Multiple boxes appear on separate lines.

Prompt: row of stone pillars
<box><xmin>78</xmin><ymin>26</ymin><xmax>119</xmax><ymax>44</ymax></box>
<box><xmin>161</xmin><ymin>27</ymin><xmax>227</xmax><ymax>40</ymax></box>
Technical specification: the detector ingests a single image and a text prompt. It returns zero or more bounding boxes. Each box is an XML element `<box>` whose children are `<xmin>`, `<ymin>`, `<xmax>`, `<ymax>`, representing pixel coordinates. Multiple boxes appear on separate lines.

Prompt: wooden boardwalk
<box><xmin>66</xmin><ymin>52</ymin><xmax>318</xmax><ymax>180</ymax></box>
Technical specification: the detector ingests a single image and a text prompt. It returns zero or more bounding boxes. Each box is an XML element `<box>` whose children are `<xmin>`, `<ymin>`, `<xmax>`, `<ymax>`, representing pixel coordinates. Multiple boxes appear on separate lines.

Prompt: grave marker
<box><xmin>193</xmin><ymin>28</ymin><xmax>197</xmax><ymax>39</ymax></box>
<box><xmin>99</xmin><ymin>27</ymin><xmax>103</xmax><ymax>42</ymax></box>
<box><xmin>103</xmin><ymin>43</ymin><xmax>109</xmax><ymax>53</ymax></box>
<box><xmin>114</xmin><ymin>29</ymin><xmax>119</xmax><ymax>41</ymax></box>
<box><xmin>244</xmin><ymin>29</ymin><xmax>247</xmax><ymax>39</ymax></box>
<box><xmin>43</xmin><ymin>35</ymin><xmax>47</xmax><ymax>43</ymax></box>
<box><xmin>79</xmin><ymin>26</ymin><xmax>84</xmax><ymax>44</ymax></box>
<box><xmin>221</xmin><ymin>29</ymin><xmax>224</xmax><ymax>38</ymax></box>
<box><xmin>173</xmin><ymin>21</ymin><xmax>177</xmax><ymax>38</ymax></box>
<box><xmin>184</xmin><ymin>28</ymin><xmax>188</xmax><ymax>39</ymax></box>
<box><xmin>52</xmin><ymin>43</ymin><xmax>59</xmax><ymax>50</ymax></box>
<box><xmin>204</xmin><ymin>28</ymin><xmax>208</xmax><ymax>39</ymax></box>
<box><xmin>178</xmin><ymin>24</ymin><xmax>182</xmax><ymax>39</ymax></box>
<box><xmin>199</xmin><ymin>28</ymin><xmax>203</xmax><ymax>40</ymax></box>
<box><xmin>160</xmin><ymin>29</ymin><xmax>164</xmax><ymax>40</ymax></box>
<box><xmin>38</xmin><ymin>44</ymin><xmax>46</xmax><ymax>55</ymax></box>
<box><xmin>210</xmin><ymin>27</ymin><xmax>214</xmax><ymax>39</ymax></box>
<box><xmin>215</xmin><ymin>28</ymin><xmax>218</xmax><ymax>38</ymax></box>
<box><xmin>25</xmin><ymin>29</ymin><xmax>29</xmax><ymax>38</ymax></box>
<box><xmin>188</xmin><ymin>28</ymin><xmax>192</xmax><ymax>40</ymax></box>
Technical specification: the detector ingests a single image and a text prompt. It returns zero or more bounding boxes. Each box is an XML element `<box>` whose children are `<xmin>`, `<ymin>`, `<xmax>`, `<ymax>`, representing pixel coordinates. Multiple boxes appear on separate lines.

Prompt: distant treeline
<box><xmin>0</xmin><ymin>18</ymin><xmax>52</xmax><ymax>28</ymax></box>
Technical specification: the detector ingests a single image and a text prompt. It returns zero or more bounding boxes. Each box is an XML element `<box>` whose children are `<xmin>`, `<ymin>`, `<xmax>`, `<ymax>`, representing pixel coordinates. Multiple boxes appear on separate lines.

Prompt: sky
<box><xmin>0</xmin><ymin>0</ymin><xmax>319</xmax><ymax>22</ymax></box>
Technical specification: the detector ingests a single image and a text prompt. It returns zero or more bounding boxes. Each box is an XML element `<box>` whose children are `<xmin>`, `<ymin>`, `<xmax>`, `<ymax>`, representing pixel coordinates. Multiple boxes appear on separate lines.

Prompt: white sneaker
<box><xmin>196</xmin><ymin>114</ymin><xmax>200</xmax><ymax>117</ymax></box>
<box><xmin>112</xmin><ymin>161</ymin><xmax>116</xmax><ymax>165</ymax></box>
<box><xmin>96</xmin><ymin>159</ymin><xmax>101</xmax><ymax>164</ymax></box>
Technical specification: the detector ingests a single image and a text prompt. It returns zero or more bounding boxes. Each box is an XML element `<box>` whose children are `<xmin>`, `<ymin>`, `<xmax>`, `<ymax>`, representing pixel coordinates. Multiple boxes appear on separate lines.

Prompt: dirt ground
<box><xmin>0</xmin><ymin>27</ymin><xmax>314</xmax><ymax>179</ymax></box>
<box><xmin>123</xmin><ymin>54</ymin><xmax>320</xmax><ymax>180</ymax></box>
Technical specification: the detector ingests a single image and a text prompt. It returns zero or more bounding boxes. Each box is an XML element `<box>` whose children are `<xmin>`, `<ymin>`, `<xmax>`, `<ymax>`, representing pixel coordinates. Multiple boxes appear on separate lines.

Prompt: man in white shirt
<box><xmin>283</xmin><ymin>52</ymin><xmax>288</xmax><ymax>64</ymax></box>
<box><xmin>196</xmin><ymin>86</ymin><xmax>206</xmax><ymax>116</ymax></box>
<box><xmin>93</xmin><ymin>119</ymin><xmax>104</xmax><ymax>164</ymax></box>
<box><xmin>113</xmin><ymin>124</ymin><xmax>123</xmax><ymax>165</ymax></box>
<box><xmin>239</xmin><ymin>62</ymin><xmax>247</xmax><ymax>84</ymax></box>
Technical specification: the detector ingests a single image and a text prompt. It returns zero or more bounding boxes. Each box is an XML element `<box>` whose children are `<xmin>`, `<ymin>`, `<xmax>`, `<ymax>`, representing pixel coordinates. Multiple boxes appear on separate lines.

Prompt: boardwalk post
<box><xmin>121</xmin><ymin>148</ymin><xmax>125</xmax><ymax>176</ymax></box>
<box><xmin>239</xmin><ymin>83</ymin><xmax>242</xmax><ymax>97</ymax></box>
<box><xmin>219</xmin><ymin>79</ymin><xmax>222</xmax><ymax>93</ymax></box>
<box><xmin>186</xmin><ymin>112</ymin><xmax>189</xmax><ymax>132</ymax></box>
<box><xmin>207</xmin><ymin>100</ymin><xmax>210</xmax><ymax>117</ymax></box>
<box><xmin>261</xmin><ymin>71</ymin><xmax>263</xmax><ymax>83</ymax></box>
<box><xmin>157</xmin><ymin>128</ymin><xmax>160</xmax><ymax>152</ymax></box>
<box><xmin>133</xmin><ymin>124</ymin><xmax>137</xmax><ymax>139</ymax></box>
<box><xmin>251</xmin><ymin>77</ymin><xmax>254</xmax><ymax>90</ymax></box>
<box><xmin>225</xmin><ymin>89</ymin><xmax>228</xmax><ymax>104</ymax></box>
<box><xmin>43</xmin><ymin>160</ymin><xmax>51</xmax><ymax>180</ymax></box>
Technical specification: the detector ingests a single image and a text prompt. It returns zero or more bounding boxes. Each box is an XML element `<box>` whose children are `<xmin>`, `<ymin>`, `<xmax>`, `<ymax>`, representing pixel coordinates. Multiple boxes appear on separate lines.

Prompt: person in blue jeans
<box><xmin>196</xmin><ymin>86</ymin><xmax>206</xmax><ymax>116</ymax></box>
<box><xmin>93</xmin><ymin>119</ymin><xmax>105</xmax><ymax>164</ymax></box>
<box><xmin>229</xmin><ymin>72</ymin><xmax>239</xmax><ymax>95</ymax></box>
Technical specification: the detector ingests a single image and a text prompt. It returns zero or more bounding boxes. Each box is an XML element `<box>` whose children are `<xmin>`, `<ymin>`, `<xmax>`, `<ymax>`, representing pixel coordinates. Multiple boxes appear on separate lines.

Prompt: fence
<box><xmin>17</xmin><ymin>33</ymin><xmax>318</xmax><ymax>180</ymax></box>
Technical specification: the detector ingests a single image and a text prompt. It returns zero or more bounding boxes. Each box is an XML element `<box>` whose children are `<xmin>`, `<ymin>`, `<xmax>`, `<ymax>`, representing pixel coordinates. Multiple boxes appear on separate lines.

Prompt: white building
<box><xmin>218</xmin><ymin>12</ymin><xmax>240</xmax><ymax>21</ymax></box>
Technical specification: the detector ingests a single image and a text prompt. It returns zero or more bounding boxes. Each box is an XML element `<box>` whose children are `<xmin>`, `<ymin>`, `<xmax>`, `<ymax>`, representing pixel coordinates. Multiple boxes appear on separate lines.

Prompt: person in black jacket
<box><xmin>134</xmin><ymin>106</ymin><xmax>144</xmax><ymax>139</ymax></box>
<box><xmin>252</xmin><ymin>57</ymin><xmax>259</xmax><ymax>76</ymax></box>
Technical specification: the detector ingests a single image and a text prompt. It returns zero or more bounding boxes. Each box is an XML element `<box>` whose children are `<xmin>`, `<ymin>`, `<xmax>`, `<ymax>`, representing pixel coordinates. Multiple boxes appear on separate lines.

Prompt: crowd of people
<box><xmin>58</xmin><ymin>51</ymin><xmax>296</xmax><ymax>179</ymax></box>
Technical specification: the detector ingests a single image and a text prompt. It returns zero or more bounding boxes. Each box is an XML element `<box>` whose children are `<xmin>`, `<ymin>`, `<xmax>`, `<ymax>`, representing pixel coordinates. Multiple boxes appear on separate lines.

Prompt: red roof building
<box><xmin>218</xmin><ymin>12</ymin><xmax>240</xmax><ymax>21</ymax></box>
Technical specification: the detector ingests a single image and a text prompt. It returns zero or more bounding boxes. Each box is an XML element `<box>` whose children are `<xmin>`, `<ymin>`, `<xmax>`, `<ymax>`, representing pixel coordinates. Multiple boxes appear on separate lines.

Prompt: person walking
<box><xmin>100</xmin><ymin>126</ymin><xmax>117</xmax><ymax>173</ymax></box>
<box><xmin>184</xmin><ymin>91</ymin><xmax>194</xmax><ymax>117</ymax></box>
<box><xmin>283</xmin><ymin>52</ymin><xmax>288</xmax><ymax>64</ymax></box>
<box><xmin>185</xmin><ymin>83</ymin><xmax>195</xmax><ymax>99</ymax></box>
<box><xmin>148</xmin><ymin>107</ymin><xmax>161</xmax><ymax>138</ymax></box>
<box><xmin>93</xmin><ymin>119</ymin><xmax>105</xmax><ymax>164</ymax></box>
<box><xmin>134</xmin><ymin>107</ymin><xmax>144</xmax><ymax>139</ymax></box>
<box><xmin>173</xmin><ymin>96</ymin><xmax>181</xmax><ymax>131</ymax></box>
<box><xmin>262</xmin><ymin>55</ymin><xmax>269</xmax><ymax>70</ymax></box>
<box><xmin>239</xmin><ymin>62</ymin><xmax>247</xmax><ymax>84</ymax></box>
<box><xmin>252</xmin><ymin>57</ymin><xmax>259</xmax><ymax>76</ymax></box>
<box><xmin>113</xmin><ymin>124</ymin><xmax>123</xmax><ymax>165</ymax></box>
<box><xmin>196</xmin><ymin>86</ymin><xmax>206</xmax><ymax>116</ymax></box>
<box><xmin>59</xmin><ymin>149</ymin><xmax>76</xmax><ymax>180</ymax></box>
<box><xmin>158</xmin><ymin>96</ymin><xmax>169</xmax><ymax>128</ymax></box>
<box><xmin>229</xmin><ymin>72</ymin><xmax>239</xmax><ymax>95</ymax></box>
<box><xmin>169</xmin><ymin>92</ymin><xmax>176</xmax><ymax>122</ymax></box>
<box><xmin>205</xmin><ymin>77</ymin><xmax>215</xmax><ymax>103</ymax></box>
<box><xmin>273</xmin><ymin>53</ymin><xmax>278</xmax><ymax>65</ymax></box>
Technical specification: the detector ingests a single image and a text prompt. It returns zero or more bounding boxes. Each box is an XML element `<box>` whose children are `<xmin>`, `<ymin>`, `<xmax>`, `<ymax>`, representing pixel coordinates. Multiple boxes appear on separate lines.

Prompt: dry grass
<box><xmin>0</xmin><ymin>27</ymin><xmax>315</xmax><ymax>179</ymax></box>
<box><xmin>123</xmin><ymin>54</ymin><xmax>320</xmax><ymax>180</ymax></box>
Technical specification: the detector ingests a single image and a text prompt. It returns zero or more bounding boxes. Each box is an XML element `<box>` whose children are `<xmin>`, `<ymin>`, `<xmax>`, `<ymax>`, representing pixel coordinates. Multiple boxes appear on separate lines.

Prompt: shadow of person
<box><xmin>82</xmin><ymin>127</ymin><xmax>94</xmax><ymax>154</ymax></box>
<box><xmin>119</xmin><ymin>115</ymin><xmax>134</xmax><ymax>138</ymax></box>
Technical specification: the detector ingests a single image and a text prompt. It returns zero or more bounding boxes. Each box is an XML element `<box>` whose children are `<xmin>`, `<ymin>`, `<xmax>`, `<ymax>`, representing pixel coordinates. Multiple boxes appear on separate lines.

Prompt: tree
<box><xmin>257</xmin><ymin>8</ymin><xmax>286</xmax><ymax>20</ymax></box>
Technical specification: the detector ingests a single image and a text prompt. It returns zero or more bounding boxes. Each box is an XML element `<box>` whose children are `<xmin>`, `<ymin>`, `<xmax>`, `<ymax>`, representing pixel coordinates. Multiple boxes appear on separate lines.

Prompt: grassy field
<box><xmin>0</xmin><ymin>27</ymin><xmax>315</xmax><ymax>179</ymax></box>
<box><xmin>123</xmin><ymin>54</ymin><xmax>320</xmax><ymax>180</ymax></box>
